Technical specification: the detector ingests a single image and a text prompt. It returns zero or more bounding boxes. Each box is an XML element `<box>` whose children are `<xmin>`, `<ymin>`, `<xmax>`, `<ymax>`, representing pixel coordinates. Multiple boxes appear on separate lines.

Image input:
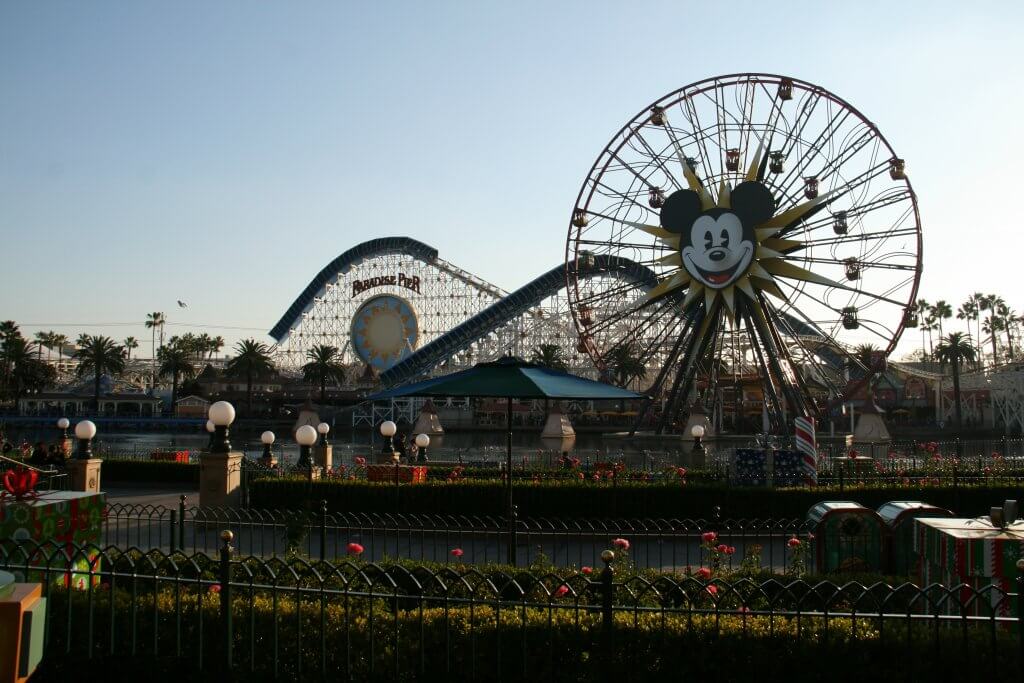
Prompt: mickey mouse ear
<box><xmin>730</xmin><ymin>182</ymin><xmax>775</xmax><ymax>227</ymax></box>
<box><xmin>660</xmin><ymin>190</ymin><xmax>702</xmax><ymax>234</ymax></box>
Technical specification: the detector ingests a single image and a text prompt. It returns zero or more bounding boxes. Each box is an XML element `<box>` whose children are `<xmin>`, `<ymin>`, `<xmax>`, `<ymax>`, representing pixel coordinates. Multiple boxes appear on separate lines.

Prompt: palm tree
<box><xmin>145</xmin><ymin>312</ymin><xmax>166</xmax><ymax>389</ymax></box>
<box><xmin>73</xmin><ymin>335</ymin><xmax>126</xmax><ymax>412</ymax></box>
<box><xmin>4</xmin><ymin>336</ymin><xmax>51</xmax><ymax>402</ymax></box>
<box><xmin>529</xmin><ymin>344</ymin><xmax>568</xmax><ymax>371</ymax></box>
<box><xmin>33</xmin><ymin>331</ymin><xmax>51</xmax><ymax>361</ymax></box>
<box><xmin>605</xmin><ymin>342</ymin><xmax>647</xmax><ymax>389</ymax></box>
<box><xmin>196</xmin><ymin>333</ymin><xmax>212</xmax><ymax>361</ymax></box>
<box><xmin>123</xmin><ymin>336</ymin><xmax>139</xmax><ymax>361</ymax></box>
<box><xmin>981</xmin><ymin>315</ymin><xmax>1003</xmax><ymax>368</ymax></box>
<box><xmin>50</xmin><ymin>333</ymin><xmax>69</xmax><ymax>367</ymax></box>
<box><xmin>914</xmin><ymin>299</ymin><xmax>930</xmax><ymax>360</ymax></box>
<box><xmin>0</xmin><ymin>321</ymin><xmax>19</xmax><ymax>344</ymax></box>
<box><xmin>302</xmin><ymin>344</ymin><xmax>346</xmax><ymax>403</ymax></box>
<box><xmin>931</xmin><ymin>300</ymin><xmax>952</xmax><ymax>339</ymax></box>
<box><xmin>934</xmin><ymin>332</ymin><xmax>976</xmax><ymax>431</ymax></box>
<box><xmin>209</xmin><ymin>336</ymin><xmax>225</xmax><ymax>360</ymax></box>
<box><xmin>75</xmin><ymin>333</ymin><xmax>92</xmax><ymax>348</ymax></box>
<box><xmin>225</xmin><ymin>339</ymin><xmax>275</xmax><ymax>415</ymax></box>
<box><xmin>158</xmin><ymin>344</ymin><xmax>196</xmax><ymax>415</ymax></box>
<box><xmin>996</xmin><ymin>303</ymin><xmax>1016</xmax><ymax>362</ymax></box>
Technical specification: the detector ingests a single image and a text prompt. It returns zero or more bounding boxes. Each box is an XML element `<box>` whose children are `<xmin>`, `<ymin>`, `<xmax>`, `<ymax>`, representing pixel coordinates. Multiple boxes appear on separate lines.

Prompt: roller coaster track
<box><xmin>380</xmin><ymin>256</ymin><xmax>660</xmax><ymax>387</ymax></box>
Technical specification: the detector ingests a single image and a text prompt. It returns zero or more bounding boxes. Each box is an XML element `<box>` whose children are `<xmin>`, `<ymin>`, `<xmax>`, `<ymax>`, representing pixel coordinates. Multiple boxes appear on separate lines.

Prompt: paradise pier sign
<box><xmin>352</xmin><ymin>272</ymin><xmax>422</xmax><ymax>297</ymax></box>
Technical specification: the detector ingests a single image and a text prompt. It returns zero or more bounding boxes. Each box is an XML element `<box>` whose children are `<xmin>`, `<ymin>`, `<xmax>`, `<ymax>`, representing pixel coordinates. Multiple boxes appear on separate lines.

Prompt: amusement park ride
<box><xmin>270</xmin><ymin>74</ymin><xmax>923</xmax><ymax>434</ymax></box>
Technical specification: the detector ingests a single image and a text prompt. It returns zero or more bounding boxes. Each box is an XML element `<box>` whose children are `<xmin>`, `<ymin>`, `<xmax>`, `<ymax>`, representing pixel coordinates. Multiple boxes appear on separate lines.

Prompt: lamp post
<box><xmin>691</xmin><ymin>424</ymin><xmax>706</xmax><ymax>458</ymax></box>
<box><xmin>260</xmin><ymin>431</ymin><xmax>276</xmax><ymax>467</ymax></box>
<box><xmin>317</xmin><ymin>422</ymin><xmax>330</xmax><ymax>447</ymax></box>
<box><xmin>57</xmin><ymin>417</ymin><xmax>70</xmax><ymax>441</ymax></box>
<box><xmin>74</xmin><ymin>420</ymin><xmax>97</xmax><ymax>460</ymax></box>
<box><xmin>414</xmin><ymin>433</ymin><xmax>430</xmax><ymax>463</ymax></box>
<box><xmin>208</xmin><ymin>401</ymin><xmax>235</xmax><ymax>454</ymax></box>
<box><xmin>393</xmin><ymin>452</ymin><xmax>401</xmax><ymax>507</ymax></box>
<box><xmin>380</xmin><ymin>420</ymin><xmax>397</xmax><ymax>460</ymax></box>
<box><xmin>205</xmin><ymin>419</ymin><xmax>216</xmax><ymax>450</ymax></box>
<box><xmin>296</xmin><ymin>425</ymin><xmax>317</xmax><ymax>469</ymax></box>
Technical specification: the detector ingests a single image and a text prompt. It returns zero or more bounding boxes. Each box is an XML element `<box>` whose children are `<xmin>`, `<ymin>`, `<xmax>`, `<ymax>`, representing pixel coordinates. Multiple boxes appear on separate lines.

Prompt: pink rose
<box><xmin>612</xmin><ymin>538</ymin><xmax>630</xmax><ymax>551</ymax></box>
<box><xmin>725</xmin><ymin>546</ymin><xmax>736</xmax><ymax>555</ymax></box>
<box><xmin>787</xmin><ymin>537</ymin><xmax>801</xmax><ymax>548</ymax></box>
<box><xmin>706</xmin><ymin>584</ymin><xmax>718</xmax><ymax>596</ymax></box>
<box><xmin>701</xmin><ymin>531</ymin><xmax>717</xmax><ymax>543</ymax></box>
<box><xmin>209</xmin><ymin>584</ymin><xmax>221</xmax><ymax>594</ymax></box>
<box><xmin>581</xmin><ymin>566</ymin><xmax>593</xmax><ymax>575</ymax></box>
<box><xmin>451</xmin><ymin>548</ymin><xmax>464</xmax><ymax>558</ymax></box>
<box><xmin>553</xmin><ymin>584</ymin><xmax>569</xmax><ymax>598</ymax></box>
<box><xmin>347</xmin><ymin>542</ymin><xmax>364</xmax><ymax>555</ymax></box>
<box><xmin>696</xmin><ymin>567</ymin><xmax>712</xmax><ymax>580</ymax></box>
<box><xmin>715</xmin><ymin>544</ymin><xmax>728</xmax><ymax>554</ymax></box>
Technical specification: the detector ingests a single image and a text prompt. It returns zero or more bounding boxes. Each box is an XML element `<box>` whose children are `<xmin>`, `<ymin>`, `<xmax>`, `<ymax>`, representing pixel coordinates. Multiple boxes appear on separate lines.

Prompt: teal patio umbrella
<box><xmin>366</xmin><ymin>355</ymin><xmax>645</xmax><ymax>563</ymax></box>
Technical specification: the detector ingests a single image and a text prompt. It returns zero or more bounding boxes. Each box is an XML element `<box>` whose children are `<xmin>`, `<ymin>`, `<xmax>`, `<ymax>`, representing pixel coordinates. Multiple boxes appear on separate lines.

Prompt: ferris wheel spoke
<box><xmin>773</xmin><ymin>278</ymin><xmax>898</xmax><ymax>346</ymax></box>
<box><xmin>627</xmin><ymin>130</ymin><xmax>686</xmax><ymax>192</ymax></box>
<box><xmin>772</xmin><ymin>107</ymin><xmax>854</xmax><ymax>204</ymax></box>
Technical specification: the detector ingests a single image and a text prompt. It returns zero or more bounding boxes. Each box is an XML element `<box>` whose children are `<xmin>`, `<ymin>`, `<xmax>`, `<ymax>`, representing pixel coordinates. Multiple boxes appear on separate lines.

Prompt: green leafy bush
<box><xmin>250</xmin><ymin>476</ymin><xmax>1020</xmax><ymax>518</ymax></box>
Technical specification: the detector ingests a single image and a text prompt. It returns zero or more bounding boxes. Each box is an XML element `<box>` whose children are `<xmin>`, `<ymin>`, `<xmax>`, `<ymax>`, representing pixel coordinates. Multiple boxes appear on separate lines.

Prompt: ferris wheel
<box><xmin>565</xmin><ymin>74</ymin><xmax>922</xmax><ymax>433</ymax></box>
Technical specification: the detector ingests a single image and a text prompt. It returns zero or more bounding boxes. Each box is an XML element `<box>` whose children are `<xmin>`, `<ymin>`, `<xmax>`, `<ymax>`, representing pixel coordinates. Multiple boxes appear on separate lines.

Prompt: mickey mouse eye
<box><xmin>704</xmin><ymin>231</ymin><xmax>713</xmax><ymax>249</ymax></box>
<box><xmin>720</xmin><ymin>229</ymin><xmax>730</xmax><ymax>248</ymax></box>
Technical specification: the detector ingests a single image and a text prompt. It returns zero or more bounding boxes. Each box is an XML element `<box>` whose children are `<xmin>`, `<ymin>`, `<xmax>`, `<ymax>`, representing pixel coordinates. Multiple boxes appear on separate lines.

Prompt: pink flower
<box><xmin>581</xmin><ymin>566</ymin><xmax>593</xmax><ymax>575</ymax></box>
<box><xmin>347</xmin><ymin>542</ymin><xmax>364</xmax><ymax>555</ymax></box>
<box><xmin>787</xmin><ymin>537</ymin><xmax>801</xmax><ymax>548</ymax></box>
<box><xmin>209</xmin><ymin>584</ymin><xmax>221</xmax><ymax>593</ymax></box>
<box><xmin>450</xmin><ymin>548</ymin><xmax>464</xmax><ymax>558</ymax></box>
<box><xmin>701</xmin><ymin>531</ymin><xmax>717</xmax><ymax>543</ymax></box>
<box><xmin>696</xmin><ymin>567</ymin><xmax>712</xmax><ymax>580</ymax></box>
<box><xmin>725</xmin><ymin>546</ymin><xmax>736</xmax><ymax>555</ymax></box>
<box><xmin>806</xmin><ymin>533</ymin><xmax>814</xmax><ymax>542</ymax></box>
<box><xmin>715</xmin><ymin>544</ymin><xmax>728</xmax><ymax>554</ymax></box>
<box><xmin>591</xmin><ymin>474</ymin><xmax>600</xmax><ymax>481</ymax></box>
<box><xmin>739</xmin><ymin>606</ymin><xmax>751</xmax><ymax>613</ymax></box>
<box><xmin>576</xmin><ymin>472</ymin><xmax>584</xmax><ymax>480</ymax></box>
<box><xmin>553</xmin><ymin>584</ymin><xmax>569</xmax><ymax>598</ymax></box>
<box><xmin>354</xmin><ymin>456</ymin><xmax>366</xmax><ymax>467</ymax></box>
<box><xmin>706</xmin><ymin>584</ymin><xmax>718</xmax><ymax>596</ymax></box>
<box><xmin>612</xmin><ymin>538</ymin><xmax>630</xmax><ymax>551</ymax></box>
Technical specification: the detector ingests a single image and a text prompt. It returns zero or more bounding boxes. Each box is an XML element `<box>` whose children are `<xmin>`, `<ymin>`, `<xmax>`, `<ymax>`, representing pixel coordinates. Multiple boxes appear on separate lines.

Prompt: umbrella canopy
<box><xmin>366</xmin><ymin>355</ymin><xmax>644</xmax><ymax>401</ymax></box>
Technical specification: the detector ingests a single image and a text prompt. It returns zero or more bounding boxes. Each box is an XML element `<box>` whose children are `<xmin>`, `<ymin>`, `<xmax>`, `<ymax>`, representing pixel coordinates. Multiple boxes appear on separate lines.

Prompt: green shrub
<box><xmin>102</xmin><ymin>459</ymin><xmax>200</xmax><ymax>484</ymax></box>
<box><xmin>250</xmin><ymin>476</ymin><xmax>1020</xmax><ymax>518</ymax></box>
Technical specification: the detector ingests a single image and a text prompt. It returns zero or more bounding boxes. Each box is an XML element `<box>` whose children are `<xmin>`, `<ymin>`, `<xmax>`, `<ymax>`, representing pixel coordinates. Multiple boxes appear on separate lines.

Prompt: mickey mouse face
<box><xmin>660</xmin><ymin>181</ymin><xmax>775</xmax><ymax>290</ymax></box>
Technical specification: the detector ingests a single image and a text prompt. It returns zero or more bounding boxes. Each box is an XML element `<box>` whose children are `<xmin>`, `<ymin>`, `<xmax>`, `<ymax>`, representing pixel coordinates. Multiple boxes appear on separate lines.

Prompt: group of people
<box><xmin>1</xmin><ymin>437</ymin><xmax>67</xmax><ymax>470</ymax></box>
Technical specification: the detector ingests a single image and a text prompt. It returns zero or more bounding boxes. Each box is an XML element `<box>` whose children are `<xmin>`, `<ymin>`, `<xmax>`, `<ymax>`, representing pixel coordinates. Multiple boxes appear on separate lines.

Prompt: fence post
<box><xmin>1017</xmin><ymin>559</ymin><xmax>1024</xmax><ymax>667</ymax></box>
<box><xmin>952</xmin><ymin>461</ymin><xmax>959</xmax><ymax>512</ymax></box>
<box><xmin>839</xmin><ymin>467</ymin><xmax>844</xmax><ymax>493</ymax></box>
<box><xmin>169</xmin><ymin>509</ymin><xmax>177</xmax><ymax>553</ymax></box>
<box><xmin>599</xmin><ymin>548</ymin><xmax>615</xmax><ymax>665</ymax></box>
<box><xmin>178</xmin><ymin>495</ymin><xmax>187</xmax><ymax>551</ymax></box>
<box><xmin>506</xmin><ymin>504</ymin><xmax>519</xmax><ymax>566</ymax></box>
<box><xmin>320</xmin><ymin>499</ymin><xmax>328</xmax><ymax>562</ymax></box>
<box><xmin>219</xmin><ymin>529</ymin><xmax>234</xmax><ymax>673</ymax></box>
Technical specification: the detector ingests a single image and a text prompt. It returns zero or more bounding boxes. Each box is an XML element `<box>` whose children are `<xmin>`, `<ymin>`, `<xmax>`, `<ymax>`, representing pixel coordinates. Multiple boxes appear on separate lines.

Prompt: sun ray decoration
<box><xmin>566</xmin><ymin>74</ymin><xmax>921</xmax><ymax>434</ymax></box>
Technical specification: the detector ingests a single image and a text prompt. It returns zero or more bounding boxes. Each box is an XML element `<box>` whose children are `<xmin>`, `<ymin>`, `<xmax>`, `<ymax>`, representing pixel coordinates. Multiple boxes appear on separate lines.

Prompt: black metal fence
<box><xmin>102</xmin><ymin>499</ymin><xmax>820</xmax><ymax>571</ymax></box>
<box><xmin>2</xmin><ymin>539</ymin><xmax>1021</xmax><ymax>680</ymax></box>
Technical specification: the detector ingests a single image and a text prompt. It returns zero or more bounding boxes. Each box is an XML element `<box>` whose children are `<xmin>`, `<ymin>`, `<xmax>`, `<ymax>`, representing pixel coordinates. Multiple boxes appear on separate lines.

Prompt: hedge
<box><xmin>30</xmin><ymin>582</ymin><xmax>1018</xmax><ymax>682</ymax></box>
<box><xmin>100</xmin><ymin>459</ymin><xmax>200</xmax><ymax>484</ymax></box>
<box><xmin>249</xmin><ymin>477</ymin><xmax>1022</xmax><ymax>518</ymax></box>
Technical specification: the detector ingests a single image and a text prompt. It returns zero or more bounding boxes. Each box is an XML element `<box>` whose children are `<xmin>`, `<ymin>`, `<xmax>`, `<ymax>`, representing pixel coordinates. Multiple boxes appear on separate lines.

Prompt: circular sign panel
<box><xmin>351</xmin><ymin>295</ymin><xmax>419</xmax><ymax>371</ymax></box>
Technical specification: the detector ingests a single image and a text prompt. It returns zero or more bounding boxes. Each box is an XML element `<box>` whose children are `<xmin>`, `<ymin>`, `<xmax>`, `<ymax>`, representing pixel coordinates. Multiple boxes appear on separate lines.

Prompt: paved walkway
<box><xmin>103</xmin><ymin>484</ymin><xmax>197</xmax><ymax>509</ymax></box>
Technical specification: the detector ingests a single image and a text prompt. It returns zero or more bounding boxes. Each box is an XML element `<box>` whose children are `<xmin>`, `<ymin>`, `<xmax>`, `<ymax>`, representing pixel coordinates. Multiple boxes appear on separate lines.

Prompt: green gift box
<box><xmin>915</xmin><ymin>517</ymin><xmax>1023</xmax><ymax>617</ymax></box>
<box><xmin>1</xmin><ymin>491</ymin><xmax>106</xmax><ymax>590</ymax></box>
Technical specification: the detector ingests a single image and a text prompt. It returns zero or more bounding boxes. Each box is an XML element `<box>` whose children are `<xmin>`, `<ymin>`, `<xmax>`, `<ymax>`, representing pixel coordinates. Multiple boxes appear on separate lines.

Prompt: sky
<box><xmin>1</xmin><ymin>0</ymin><xmax>1022</xmax><ymax>359</ymax></box>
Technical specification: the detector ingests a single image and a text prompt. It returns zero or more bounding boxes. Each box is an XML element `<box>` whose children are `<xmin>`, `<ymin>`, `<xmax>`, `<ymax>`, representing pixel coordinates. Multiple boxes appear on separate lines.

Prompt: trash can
<box><xmin>0</xmin><ymin>570</ymin><xmax>47</xmax><ymax>683</ymax></box>
<box><xmin>807</xmin><ymin>502</ymin><xmax>887</xmax><ymax>573</ymax></box>
<box><xmin>877</xmin><ymin>501</ymin><xmax>952</xmax><ymax>576</ymax></box>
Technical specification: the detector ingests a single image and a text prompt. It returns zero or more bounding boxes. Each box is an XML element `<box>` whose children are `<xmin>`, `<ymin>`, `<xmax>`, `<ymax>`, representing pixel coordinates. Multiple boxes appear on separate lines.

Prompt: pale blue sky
<box><xmin>2</xmin><ymin>1</ymin><xmax>1022</xmax><ymax>357</ymax></box>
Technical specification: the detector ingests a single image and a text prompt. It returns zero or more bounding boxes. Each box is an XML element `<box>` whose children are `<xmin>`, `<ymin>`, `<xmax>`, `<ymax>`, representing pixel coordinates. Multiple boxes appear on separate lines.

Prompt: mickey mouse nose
<box><xmin>708</xmin><ymin>249</ymin><xmax>726</xmax><ymax>262</ymax></box>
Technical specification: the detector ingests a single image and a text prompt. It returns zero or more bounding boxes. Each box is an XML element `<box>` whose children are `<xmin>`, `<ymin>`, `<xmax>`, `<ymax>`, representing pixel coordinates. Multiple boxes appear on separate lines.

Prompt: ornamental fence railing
<box><xmin>0</xmin><ymin>539</ymin><xmax>1020</xmax><ymax>680</ymax></box>
<box><xmin>102</xmin><ymin>499</ymin><xmax>814</xmax><ymax>571</ymax></box>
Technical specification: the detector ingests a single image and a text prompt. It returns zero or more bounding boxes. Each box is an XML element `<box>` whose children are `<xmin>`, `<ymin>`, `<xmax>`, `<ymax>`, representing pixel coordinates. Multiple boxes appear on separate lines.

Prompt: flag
<box><xmin>794</xmin><ymin>416</ymin><xmax>817</xmax><ymax>486</ymax></box>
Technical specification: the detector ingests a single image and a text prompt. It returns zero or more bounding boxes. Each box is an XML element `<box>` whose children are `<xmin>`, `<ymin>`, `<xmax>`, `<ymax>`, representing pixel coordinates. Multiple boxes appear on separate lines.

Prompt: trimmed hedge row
<box><xmin>249</xmin><ymin>477</ymin><xmax>1020</xmax><ymax>518</ymax></box>
<box><xmin>32</xmin><ymin>584</ymin><xmax>1017</xmax><ymax>682</ymax></box>
<box><xmin>101</xmin><ymin>459</ymin><xmax>200</xmax><ymax>484</ymax></box>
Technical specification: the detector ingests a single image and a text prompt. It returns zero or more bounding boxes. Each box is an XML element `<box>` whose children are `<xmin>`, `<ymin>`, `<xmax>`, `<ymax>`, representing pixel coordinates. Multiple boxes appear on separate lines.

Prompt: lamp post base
<box><xmin>314</xmin><ymin>445</ymin><xmax>333</xmax><ymax>471</ymax></box>
<box><xmin>68</xmin><ymin>458</ymin><xmax>103</xmax><ymax>493</ymax></box>
<box><xmin>200</xmin><ymin>452</ymin><xmax>243</xmax><ymax>508</ymax></box>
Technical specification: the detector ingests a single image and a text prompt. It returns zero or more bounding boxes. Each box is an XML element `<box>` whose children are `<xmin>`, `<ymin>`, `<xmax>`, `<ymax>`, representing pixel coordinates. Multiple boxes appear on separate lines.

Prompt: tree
<box><xmin>145</xmin><ymin>312</ymin><xmax>166</xmax><ymax>388</ymax></box>
<box><xmin>529</xmin><ymin>344</ymin><xmax>568</xmax><ymax>371</ymax></box>
<box><xmin>605</xmin><ymin>342</ymin><xmax>647</xmax><ymax>389</ymax></box>
<box><xmin>2</xmin><ymin>335</ymin><xmax>42</xmax><ymax>402</ymax></box>
<box><xmin>123</xmin><ymin>336</ymin><xmax>139</xmax><ymax>361</ymax></box>
<box><xmin>74</xmin><ymin>335</ymin><xmax>126</xmax><ymax>412</ymax></box>
<box><xmin>50</xmin><ymin>333</ymin><xmax>69</xmax><ymax>367</ymax></box>
<box><xmin>225</xmin><ymin>339</ymin><xmax>275</xmax><ymax>415</ymax></box>
<box><xmin>914</xmin><ymin>299</ymin><xmax>930</xmax><ymax>360</ymax></box>
<box><xmin>33</xmin><ymin>331</ymin><xmax>51</xmax><ymax>361</ymax></box>
<box><xmin>934</xmin><ymin>332</ymin><xmax>976</xmax><ymax>431</ymax></box>
<box><xmin>9</xmin><ymin>342</ymin><xmax>56</xmax><ymax>401</ymax></box>
<box><xmin>302</xmin><ymin>344</ymin><xmax>347</xmax><ymax>403</ymax></box>
<box><xmin>930</xmin><ymin>300</ymin><xmax>952</xmax><ymax>339</ymax></box>
<box><xmin>158</xmin><ymin>344</ymin><xmax>196</xmax><ymax>415</ymax></box>
<box><xmin>209</xmin><ymin>336</ymin><xmax>225</xmax><ymax>359</ymax></box>
<box><xmin>997</xmin><ymin>303</ymin><xmax>1016</xmax><ymax>362</ymax></box>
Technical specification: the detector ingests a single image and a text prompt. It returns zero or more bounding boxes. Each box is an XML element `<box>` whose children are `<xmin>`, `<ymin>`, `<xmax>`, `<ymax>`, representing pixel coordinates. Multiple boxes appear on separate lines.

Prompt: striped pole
<box><xmin>795</xmin><ymin>416</ymin><xmax>817</xmax><ymax>486</ymax></box>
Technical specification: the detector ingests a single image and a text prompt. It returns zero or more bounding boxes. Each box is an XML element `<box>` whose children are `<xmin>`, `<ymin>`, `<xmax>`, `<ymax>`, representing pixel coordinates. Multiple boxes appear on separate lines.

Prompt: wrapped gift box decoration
<box><xmin>914</xmin><ymin>517</ymin><xmax>1023</xmax><ymax>617</ymax></box>
<box><xmin>151</xmin><ymin>450</ymin><xmax>190</xmax><ymax>463</ymax></box>
<box><xmin>771</xmin><ymin>450</ymin><xmax>804</xmax><ymax>487</ymax></box>
<box><xmin>366</xmin><ymin>465</ymin><xmax>428</xmax><ymax>483</ymax></box>
<box><xmin>733</xmin><ymin>449</ymin><xmax>767</xmax><ymax>486</ymax></box>
<box><xmin>0</xmin><ymin>491</ymin><xmax>106</xmax><ymax>590</ymax></box>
